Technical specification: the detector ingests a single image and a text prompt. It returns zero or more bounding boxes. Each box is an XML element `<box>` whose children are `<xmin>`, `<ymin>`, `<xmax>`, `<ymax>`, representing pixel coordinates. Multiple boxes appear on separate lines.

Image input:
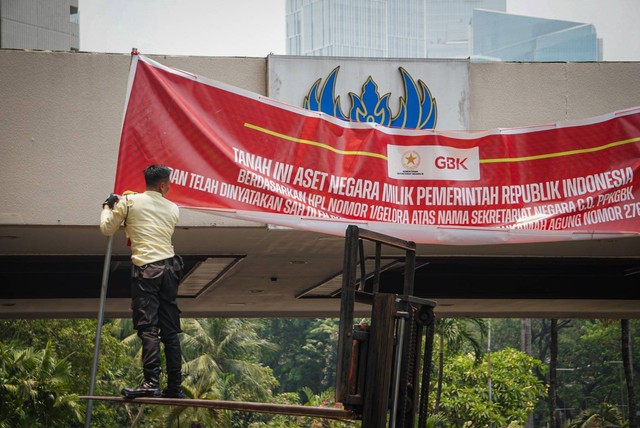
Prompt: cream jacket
<box><xmin>100</xmin><ymin>191</ymin><xmax>179</xmax><ymax>266</ymax></box>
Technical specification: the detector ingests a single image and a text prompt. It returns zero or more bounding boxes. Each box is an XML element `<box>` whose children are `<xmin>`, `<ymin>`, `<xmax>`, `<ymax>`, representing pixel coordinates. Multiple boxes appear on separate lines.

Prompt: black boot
<box><xmin>161</xmin><ymin>367</ymin><xmax>184</xmax><ymax>398</ymax></box>
<box><xmin>161</xmin><ymin>333</ymin><xmax>184</xmax><ymax>398</ymax></box>
<box><xmin>122</xmin><ymin>327</ymin><xmax>162</xmax><ymax>398</ymax></box>
<box><xmin>122</xmin><ymin>378</ymin><xmax>161</xmax><ymax>398</ymax></box>
<box><xmin>161</xmin><ymin>382</ymin><xmax>185</xmax><ymax>399</ymax></box>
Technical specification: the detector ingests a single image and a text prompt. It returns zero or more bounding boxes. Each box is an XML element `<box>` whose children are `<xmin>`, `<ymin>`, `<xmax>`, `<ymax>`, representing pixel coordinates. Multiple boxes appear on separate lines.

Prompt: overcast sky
<box><xmin>79</xmin><ymin>0</ymin><xmax>640</xmax><ymax>60</ymax></box>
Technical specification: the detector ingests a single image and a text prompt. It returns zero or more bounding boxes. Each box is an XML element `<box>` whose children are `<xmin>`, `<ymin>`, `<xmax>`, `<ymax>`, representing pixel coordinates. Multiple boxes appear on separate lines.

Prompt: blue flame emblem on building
<box><xmin>303</xmin><ymin>66</ymin><xmax>437</xmax><ymax>130</ymax></box>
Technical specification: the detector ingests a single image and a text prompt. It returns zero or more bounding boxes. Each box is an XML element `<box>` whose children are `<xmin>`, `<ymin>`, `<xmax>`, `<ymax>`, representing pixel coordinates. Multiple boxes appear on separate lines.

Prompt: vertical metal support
<box><xmin>390</xmin><ymin>313</ymin><xmax>407</xmax><ymax>428</ymax></box>
<box><xmin>335</xmin><ymin>226</ymin><xmax>436</xmax><ymax>427</ymax></box>
<box><xmin>408</xmin><ymin>311</ymin><xmax>425</xmax><ymax>427</ymax></box>
<box><xmin>358</xmin><ymin>239</ymin><xmax>366</xmax><ymax>291</ymax></box>
<box><xmin>403</xmin><ymin>245</ymin><xmax>416</xmax><ymax>295</ymax></box>
<box><xmin>373</xmin><ymin>242</ymin><xmax>381</xmax><ymax>293</ymax></box>
<box><xmin>394</xmin><ymin>304</ymin><xmax>420</xmax><ymax>428</ymax></box>
<box><xmin>336</xmin><ymin>225</ymin><xmax>359</xmax><ymax>403</ymax></box>
<box><xmin>348</xmin><ymin>324</ymin><xmax>369</xmax><ymax>401</ymax></box>
<box><xmin>419</xmin><ymin>311</ymin><xmax>436</xmax><ymax>427</ymax></box>
<box><xmin>84</xmin><ymin>235</ymin><xmax>114</xmax><ymax>428</ymax></box>
<box><xmin>362</xmin><ymin>293</ymin><xmax>397</xmax><ymax>428</ymax></box>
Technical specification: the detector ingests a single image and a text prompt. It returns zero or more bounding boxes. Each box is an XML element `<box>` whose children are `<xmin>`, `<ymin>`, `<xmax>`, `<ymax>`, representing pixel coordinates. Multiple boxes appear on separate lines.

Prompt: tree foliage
<box><xmin>0</xmin><ymin>317</ymin><xmax>637</xmax><ymax>427</ymax></box>
<box><xmin>490</xmin><ymin>319</ymin><xmax>640</xmax><ymax>427</ymax></box>
<box><xmin>436</xmin><ymin>348</ymin><xmax>548</xmax><ymax>427</ymax></box>
<box><xmin>0</xmin><ymin>318</ymin><xmax>136</xmax><ymax>427</ymax></box>
<box><xmin>262</xmin><ymin>318</ymin><xmax>339</xmax><ymax>396</ymax></box>
<box><xmin>0</xmin><ymin>340</ymin><xmax>81</xmax><ymax>427</ymax></box>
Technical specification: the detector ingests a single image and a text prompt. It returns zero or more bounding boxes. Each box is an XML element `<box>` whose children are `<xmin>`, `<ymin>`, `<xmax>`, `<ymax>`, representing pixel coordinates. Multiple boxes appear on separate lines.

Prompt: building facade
<box><xmin>286</xmin><ymin>0</ymin><xmax>601</xmax><ymax>61</ymax></box>
<box><xmin>425</xmin><ymin>0</ymin><xmax>505</xmax><ymax>59</ymax></box>
<box><xmin>0</xmin><ymin>0</ymin><xmax>79</xmax><ymax>51</ymax></box>
<box><xmin>286</xmin><ymin>0</ymin><xmax>506</xmax><ymax>58</ymax></box>
<box><xmin>472</xmin><ymin>9</ymin><xmax>602</xmax><ymax>62</ymax></box>
<box><xmin>1</xmin><ymin>49</ymin><xmax>640</xmax><ymax>319</ymax></box>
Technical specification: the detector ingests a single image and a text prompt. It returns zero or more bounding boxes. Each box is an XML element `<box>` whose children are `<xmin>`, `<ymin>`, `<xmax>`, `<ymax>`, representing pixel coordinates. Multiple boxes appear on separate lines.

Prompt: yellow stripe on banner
<box><xmin>481</xmin><ymin>136</ymin><xmax>640</xmax><ymax>164</ymax></box>
<box><xmin>244</xmin><ymin>123</ymin><xmax>388</xmax><ymax>160</ymax></box>
<box><xmin>245</xmin><ymin>123</ymin><xmax>640</xmax><ymax>164</ymax></box>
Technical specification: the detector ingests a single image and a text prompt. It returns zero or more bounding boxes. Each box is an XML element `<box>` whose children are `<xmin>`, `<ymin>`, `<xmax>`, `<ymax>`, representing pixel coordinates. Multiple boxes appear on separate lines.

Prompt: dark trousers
<box><xmin>131</xmin><ymin>255</ymin><xmax>184</xmax><ymax>388</ymax></box>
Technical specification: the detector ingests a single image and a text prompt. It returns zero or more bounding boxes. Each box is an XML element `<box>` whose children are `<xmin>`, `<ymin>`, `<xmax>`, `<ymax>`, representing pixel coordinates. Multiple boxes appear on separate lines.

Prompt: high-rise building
<box><xmin>0</xmin><ymin>0</ymin><xmax>79</xmax><ymax>51</ymax></box>
<box><xmin>425</xmin><ymin>0</ymin><xmax>505</xmax><ymax>59</ymax></box>
<box><xmin>471</xmin><ymin>9</ymin><xmax>602</xmax><ymax>61</ymax></box>
<box><xmin>287</xmin><ymin>0</ymin><xmax>425</xmax><ymax>57</ymax></box>
<box><xmin>286</xmin><ymin>0</ymin><xmax>600</xmax><ymax>61</ymax></box>
<box><xmin>286</xmin><ymin>0</ymin><xmax>506</xmax><ymax>58</ymax></box>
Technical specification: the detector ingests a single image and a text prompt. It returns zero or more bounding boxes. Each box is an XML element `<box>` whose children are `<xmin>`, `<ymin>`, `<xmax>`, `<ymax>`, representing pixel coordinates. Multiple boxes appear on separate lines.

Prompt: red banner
<box><xmin>114</xmin><ymin>55</ymin><xmax>640</xmax><ymax>244</ymax></box>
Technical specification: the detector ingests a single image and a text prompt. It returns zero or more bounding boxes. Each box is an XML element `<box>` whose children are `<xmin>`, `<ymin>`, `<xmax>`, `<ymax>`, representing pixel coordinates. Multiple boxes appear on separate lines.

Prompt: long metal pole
<box><xmin>84</xmin><ymin>234</ymin><xmax>114</xmax><ymax>428</ymax></box>
<box><xmin>488</xmin><ymin>319</ymin><xmax>493</xmax><ymax>428</ymax></box>
<box><xmin>390</xmin><ymin>315</ymin><xmax>406</xmax><ymax>428</ymax></box>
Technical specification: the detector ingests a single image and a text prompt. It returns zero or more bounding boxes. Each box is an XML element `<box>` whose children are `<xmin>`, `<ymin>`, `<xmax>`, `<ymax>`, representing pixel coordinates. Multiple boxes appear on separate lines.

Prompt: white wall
<box><xmin>0</xmin><ymin>50</ymin><xmax>267</xmax><ymax>227</ymax></box>
<box><xmin>469</xmin><ymin>62</ymin><xmax>640</xmax><ymax>129</ymax></box>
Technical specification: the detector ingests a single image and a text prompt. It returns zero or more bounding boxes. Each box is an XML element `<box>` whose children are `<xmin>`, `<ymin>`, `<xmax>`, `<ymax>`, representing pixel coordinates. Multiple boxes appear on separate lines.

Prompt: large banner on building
<box><xmin>114</xmin><ymin>55</ymin><xmax>640</xmax><ymax>245</ymax></box>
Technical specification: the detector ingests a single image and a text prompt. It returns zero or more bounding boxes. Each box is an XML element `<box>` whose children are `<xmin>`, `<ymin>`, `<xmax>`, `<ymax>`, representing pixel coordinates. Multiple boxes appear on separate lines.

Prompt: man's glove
<box><xmin>102</xmin><ymin>193</ymin><xmax>120</xmax><ymax>209</ymax></box>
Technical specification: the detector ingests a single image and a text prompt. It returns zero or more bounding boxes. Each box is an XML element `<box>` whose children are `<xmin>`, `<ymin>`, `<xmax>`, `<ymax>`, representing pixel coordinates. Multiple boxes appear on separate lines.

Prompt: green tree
<box><xmin>0</xmin><ymin>318</ymin><xmax>137</xmax><ymax>427</ymax></box>
<box><xmin>437</xmin><ymin>348</ymin><xmax>547</xmax><ymax>427</ymax></box>
<box><xmin>0</xmin><ymin>341</ymin><xmax>82</xmax><ymax>427</ymax></box>
<box><xmin>560</xmin><ymin>321</ymin><xmax>639</xmax><ymax>421</ymax></box>
<box><xmin>621</xmin><ymin>319</ymin><xmax>637</xmax><ymax>428</ymax></box>
<box><xmin>298</xmin><ymin>386</ymin><xmax>359</xmax><ymax>428</ymax></box>
<box><xmin>0</xmin><ymin>319</ymin><xmax>131</xmax><ymax>395</ymax></box>
<box><xmin>180</xmin><ymin>318</ymin><xmax>278</xmax><ymax>399</ymax></box>
<box><xmin>263</xmin><ymin>318</ymin><xmax>340</xmax><ymax>395</ymax></box>
<box><xmin>484</xmin><ymin>319</ymin><xmax>640</xmax><ymax>427</ymax></box>
<box><xmin>157</xmin><ymin>318</ymin><xmax>280</xmax><ymax>427</ymax></box>
<box><xmin>433</xmin><ymin>318</ymin><xmax>487</xmax><ymax>413</ymax></box>
<box><xmin>488</xmin><ymin>319</ymin><xmax>522</xmax><ymax>350</ymax></box>
<box><xmin>568</xmin><ymin>402</ymin><xmax>624</xmax><ymax>428</ymax></box>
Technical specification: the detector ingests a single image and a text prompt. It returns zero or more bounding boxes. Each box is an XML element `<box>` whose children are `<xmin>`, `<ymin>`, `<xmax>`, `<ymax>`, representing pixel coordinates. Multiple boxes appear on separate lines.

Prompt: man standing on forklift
<box><xmin>100</xmin><ymin>164</ymin><xmax>185</xmax><ymax>399</ymax></box>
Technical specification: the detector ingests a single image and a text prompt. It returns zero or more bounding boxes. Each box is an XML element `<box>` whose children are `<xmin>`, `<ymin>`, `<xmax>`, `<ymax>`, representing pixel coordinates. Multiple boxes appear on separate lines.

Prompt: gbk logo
<box><xmin>388</xmin><ymin>145</ymin><xmax>479</xmax><ymax>181</ymax></box>
<box><xmin>435</xmin><ymin>156</ymin><xmax>468</xmax><ymax>170</ymax></box>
